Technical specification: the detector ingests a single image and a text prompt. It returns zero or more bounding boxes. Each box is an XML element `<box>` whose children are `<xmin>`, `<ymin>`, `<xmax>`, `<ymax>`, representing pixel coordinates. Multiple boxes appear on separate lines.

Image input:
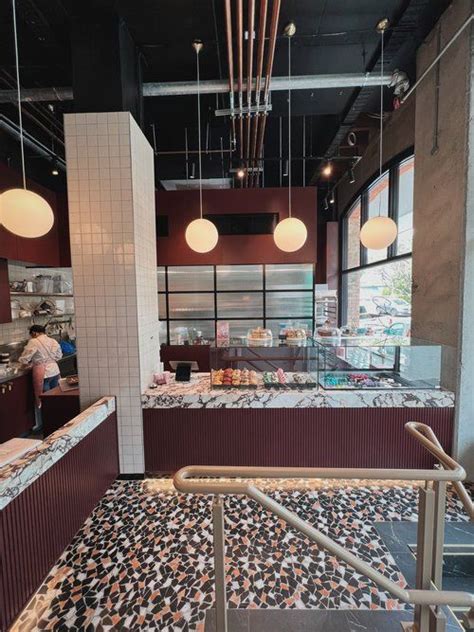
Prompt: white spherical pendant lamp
<box><xmin>360</xmin><ymin>216</ymin><xmax>397</xmax><ymax>250</ymax></box>
<box><xmin>274</xmin><ymin>24</ymin><xmax>308</xmax><ymax>254</ymax></box>
<box><xmin>0</xmin><ymin>188</ymin><xmax>54</xmax><ymax>238</ymax></box>
<box><xmin>274</xmin><ymin>216</ymin><xmax>307</xmax><ymax>252</ymax></box>
<box><xmin>2</xmin><ymin>0</ymin><xmax>55</xmax><ymax>240</ymax></box>
<box><xmin>185</xmin><ymin>40</ymin><xmax>219</xmax><ymax>254</ymax></box>
<box><xmin>185</xmin><ymin>218</ymin><xmax>219</xmax><ymax>253</ymax></box>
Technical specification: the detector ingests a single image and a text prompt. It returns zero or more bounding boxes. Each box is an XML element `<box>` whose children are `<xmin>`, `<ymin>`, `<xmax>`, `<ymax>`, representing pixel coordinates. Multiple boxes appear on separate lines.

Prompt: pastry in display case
<box><xmin>246</xmin><ymin>327</ymin><xmax>273</xmax><ymax>347</ymax></box>
<box><xmin>316</xmin><ymin>337</ymin><xmax>442</xmax><ymax>390</ymax></box>
<box><xmin>210</xmin><ymin>343</ymin><xmax>319</xmax><ymax>390</ymax></box>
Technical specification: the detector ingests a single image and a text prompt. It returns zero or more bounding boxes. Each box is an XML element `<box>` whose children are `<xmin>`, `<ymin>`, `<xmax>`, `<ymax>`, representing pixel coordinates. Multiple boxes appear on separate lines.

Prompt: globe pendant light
<box><xmin>185</xmin><ymin>40</ymin><xmax>218</xmax><ymax>253</ymax></box>
<box><xmin>0</xmin><ymin>0</ymin><xmax>54</xmax><ymax>239</ymax></box>
<box><xmin>360</xmin><ymin>20</ymin><xmax>397</xmax><ymax>250</ymax></box>
<box><xmin>273</xmin><ymin>23</ymin><xmax>307</xmax><ymax>253</ymax></box>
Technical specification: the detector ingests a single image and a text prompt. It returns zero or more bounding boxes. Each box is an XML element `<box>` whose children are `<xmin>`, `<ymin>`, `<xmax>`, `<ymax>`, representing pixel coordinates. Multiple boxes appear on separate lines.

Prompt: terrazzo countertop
<box><xmin>142</xmin><ymin>373</ymin><xmax>455</xmax><ymax>410</ymax></box>
<box><xmin>0</xmin><ymin>396</ymin><xmax>115</xmax><ymax>510</ymax></box>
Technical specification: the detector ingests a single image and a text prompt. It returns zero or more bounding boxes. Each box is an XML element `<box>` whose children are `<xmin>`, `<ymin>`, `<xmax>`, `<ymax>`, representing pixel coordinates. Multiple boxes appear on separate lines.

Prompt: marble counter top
<box><xmin>142</xmin><ymin>373</ymin><xmax>455</xmax><ymax>410</ymax></box>
<box><xmin>0</xmin><ymin>396</ymin><xmax>115</xmax><ymax>510</ymax></box>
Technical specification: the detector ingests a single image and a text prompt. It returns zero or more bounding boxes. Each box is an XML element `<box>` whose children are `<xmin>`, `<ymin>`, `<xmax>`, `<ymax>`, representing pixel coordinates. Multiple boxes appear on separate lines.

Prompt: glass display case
<box><xmin>209</xmin><ymin>342</ymin><xmax>319</xmax><ymax>389</ymax></box>
<box><xmin>316</xmin><ymin>336</ymin><xmax>442</xmax><ymax>390</ymax></box>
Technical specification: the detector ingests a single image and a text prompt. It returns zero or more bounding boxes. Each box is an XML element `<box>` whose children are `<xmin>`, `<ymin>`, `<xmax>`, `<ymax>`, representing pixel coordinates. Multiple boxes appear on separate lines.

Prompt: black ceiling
<box><xmin>0</xmin><ymin>0</ymin><xmax>451</xmax><ymax>192</ymax></box>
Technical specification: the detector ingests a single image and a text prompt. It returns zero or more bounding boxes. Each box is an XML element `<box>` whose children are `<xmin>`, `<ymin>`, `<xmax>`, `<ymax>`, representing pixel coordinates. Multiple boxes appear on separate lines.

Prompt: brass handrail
<box><xmin>173</xmin><ymin>423</ymin><xmax>473</xmax><ymax>631</ymax></box>
<box><xmin>406</xmin><ymin>421</ymin><xmax>474</xmax><ymax>521</ymax></box>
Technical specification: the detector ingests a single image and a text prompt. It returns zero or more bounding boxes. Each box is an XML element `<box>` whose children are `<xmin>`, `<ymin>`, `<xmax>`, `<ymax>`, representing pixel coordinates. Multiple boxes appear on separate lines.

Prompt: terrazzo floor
<box><xmin>12</xmin><ymin>478</ymin><xmax>471</xmax><ymax>631</ymax></box>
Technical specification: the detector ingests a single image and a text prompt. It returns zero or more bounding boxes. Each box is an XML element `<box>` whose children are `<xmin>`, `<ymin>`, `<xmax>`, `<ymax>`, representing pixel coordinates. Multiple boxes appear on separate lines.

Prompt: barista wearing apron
<box><xmin>19</xmin><ymin>325</ymin><xmax>63</xmax><ymax>408</ymax></box>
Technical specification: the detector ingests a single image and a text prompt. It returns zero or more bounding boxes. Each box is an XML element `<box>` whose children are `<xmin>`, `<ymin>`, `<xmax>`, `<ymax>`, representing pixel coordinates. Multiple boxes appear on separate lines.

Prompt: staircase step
<box><xmin>204</xmin><ymin>608</ymin><xmax>464</xmax><ymax>632</ymax></box>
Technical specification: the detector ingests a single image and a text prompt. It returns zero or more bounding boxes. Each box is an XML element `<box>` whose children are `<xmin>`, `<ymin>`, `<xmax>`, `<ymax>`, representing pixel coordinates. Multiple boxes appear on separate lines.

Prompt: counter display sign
<box><xmin>216</xmin><ymin>321</ymin><xmax>230</xmax><ymax>347</ymax></box>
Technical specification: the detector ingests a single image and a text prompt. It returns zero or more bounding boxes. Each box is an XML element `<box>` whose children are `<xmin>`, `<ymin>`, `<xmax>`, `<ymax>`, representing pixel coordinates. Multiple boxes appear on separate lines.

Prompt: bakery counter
<box><xmin>142</xmin><ymin>373</ymin><xmax>454</xmax><ymax>409</ymax></box>
<box><xmin>142</xmin><ymin>373</ymin><xmax>455</xmax><ymax>473</ymax></box>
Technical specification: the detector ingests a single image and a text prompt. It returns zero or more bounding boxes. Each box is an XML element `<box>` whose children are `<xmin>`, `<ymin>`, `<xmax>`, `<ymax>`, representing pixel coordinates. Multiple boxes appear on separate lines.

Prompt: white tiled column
<box><xmin>64</xmin><ymin>112</ymin><xmax>159</xmax><ymax>474</ymax></box>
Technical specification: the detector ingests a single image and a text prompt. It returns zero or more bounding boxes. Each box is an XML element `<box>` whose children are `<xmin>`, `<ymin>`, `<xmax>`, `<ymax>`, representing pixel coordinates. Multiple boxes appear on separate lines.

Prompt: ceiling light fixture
<box><xmin>51</xmin><ymin>158</ymin><xmax>59</xmax><ymax>176</ymax></box>
<box><xmin>0</xmin><ymin>0</ymin><xmax>54</xmax><ymax>239</ymax></box>
<box><xmin>274</xmin><ymin>24</ymin><xmax>307</xmax><ymax>253</ymax></box>
<box><xmin>323</xmin><ymin>196</ymin><xmax>329</xmax><ymax>212</ymax></box>
<box><xmin>236</xmin><ymin>167</ymin><xmax>245</xmax><ymax>179</ymax></box>
<box><xmin>185</xmin><ymin>40</ymin><xmax>219</xmax><ymax>254</ymax></box>
<box><xmin>349</xmin><ymin>166</ymin><xmax>356</xmax><ymax>184</ymax></box>
<box><xmin>322</xmin><ymin>161</ymin><xmax>333</xmax><ymax>177</ymax></box>
<box><xmin>329</xmin><ymin>190</ymin><xmax>335</xmax><ymax>205</ymax></box>
<box><xmin>360</xmin><ymin>19</ymin><xmax>397</xmax><ymax>251</ymax></box>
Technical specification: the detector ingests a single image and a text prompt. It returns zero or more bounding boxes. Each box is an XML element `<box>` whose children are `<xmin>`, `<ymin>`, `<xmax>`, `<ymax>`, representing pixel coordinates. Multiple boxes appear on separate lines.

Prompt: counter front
<box><xmin>142</xmin><ymin>373</ymin><xmax>455</xmax><ymax>473</ymax></box>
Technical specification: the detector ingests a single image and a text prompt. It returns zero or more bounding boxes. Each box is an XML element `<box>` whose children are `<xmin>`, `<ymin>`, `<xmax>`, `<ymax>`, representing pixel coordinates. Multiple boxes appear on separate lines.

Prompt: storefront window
<box><xmin>397</xmin><ymin>156</ymin><xmax>414</xmax><ymax>255</ymax></box>
<box><xmin>343</xmin><ymin>198</ymin><xmax>361</xmax><ymax>269</ymax></box>
<box><xmin>343</xmin><ymin>259</ymin><xmax>412</xmax><ymax>334</ymax></box>
<box><xmin>341</xmin><ymin>154</ymin><xmax>414</xmax><ymax>334</ymax></box>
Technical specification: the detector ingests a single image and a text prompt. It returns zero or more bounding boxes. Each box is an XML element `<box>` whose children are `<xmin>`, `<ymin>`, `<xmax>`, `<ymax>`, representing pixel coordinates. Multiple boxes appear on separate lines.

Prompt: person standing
<box><xmin>19</xmin><ymin>325</ymin><xmax>63</xmax><ymax>408</ymax></box>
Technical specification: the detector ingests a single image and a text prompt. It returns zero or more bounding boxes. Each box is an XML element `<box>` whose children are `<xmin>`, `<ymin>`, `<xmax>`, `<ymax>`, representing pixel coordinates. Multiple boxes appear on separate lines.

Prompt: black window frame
<box><xmin>158</xmin><ymin>263</ymin><xmax>316</xmax><ymax>344</ymax></box>
<box><xmin>339</xmin><ymin>149</ymin><xmax>414</xmax><ymax>325</ymax></box>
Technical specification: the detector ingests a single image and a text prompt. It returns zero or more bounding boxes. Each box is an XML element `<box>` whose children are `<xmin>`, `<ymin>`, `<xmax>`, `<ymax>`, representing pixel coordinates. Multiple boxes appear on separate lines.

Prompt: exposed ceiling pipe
<box><xmin>237</xmin><ymin>0</ymin><xmax>244</xmax><ymax>164</ymax></box>
<box><xmin>245</xmin><ymin>0</ymin><xmax>255</xmax><ymax>187</ymax></box>
<box><xmin>0</xmin><ymin>73</ymin><xmax>392</xmax><ymax>103</ymax></box>
<box><xmin>224</xmin><ymin>0</ymin><xmax>236</xmax><ymax>150</ymax></box>
<box><xmin>0</xmin><ymin>114</ymin><xmax>66</xmax><ymax>170</ymax></box>
<box><xmin>255</xmin><ymin>0</ymin><xmax>281</xmax><ymax>187</ymax></box>
<box><xmin>250</xmin><ymin>0</ymin><xmax>268</xmax><ymax>187</ymax></box>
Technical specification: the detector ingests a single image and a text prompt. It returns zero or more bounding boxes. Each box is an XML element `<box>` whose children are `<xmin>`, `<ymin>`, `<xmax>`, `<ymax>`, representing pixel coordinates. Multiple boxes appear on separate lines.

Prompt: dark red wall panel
<box><xmin>143</xmin><ymin>407</ymin><xmax>453</xmax><ymax>472</ymax></box>
<box><xmin>156</xmin><ymin>187</ymin><xmax>317</xmax><ymax>265</ymax></box>
<box><xmin>0</xmin><ymin>411</ymin><xmax>119</xmax><ymax>631</ymax></box>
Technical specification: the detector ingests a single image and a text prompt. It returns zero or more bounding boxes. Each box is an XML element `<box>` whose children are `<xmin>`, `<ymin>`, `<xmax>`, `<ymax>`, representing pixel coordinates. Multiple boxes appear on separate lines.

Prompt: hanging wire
<box><xmin>288</xmin><ymin>34</ymin><xmax>292</xmax><ymax>217</ymax></box>
<box><xmin>12</xmin><ymin>0</ymin><xmax>26</xmax><ymax>189</ymax></box>
<box><xmin>195</xmin><ymin>44</ymin><xmax>203</xmax><ymax>218</ymax></box>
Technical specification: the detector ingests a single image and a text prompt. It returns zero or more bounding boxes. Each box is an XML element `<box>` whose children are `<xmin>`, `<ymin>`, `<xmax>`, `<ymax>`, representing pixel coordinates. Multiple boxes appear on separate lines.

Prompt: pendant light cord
<box><xmin>379</xmin><ymin>29</ymin><xmax>384</xmax><ymax>181</ymax></box>
<box><xmin>12</xmin><ymin>0</ymin><xmax>26</xmax><ymax>189</ymax></box>
<box><xmin>288</xmin><ymin>34</ymin><xmax>292</xmax><ymax>218</ymax></box>
<box><xmin>196</xmin><ymin>47</ymin><xmax>203</xmax><ymax>219</ymax></box>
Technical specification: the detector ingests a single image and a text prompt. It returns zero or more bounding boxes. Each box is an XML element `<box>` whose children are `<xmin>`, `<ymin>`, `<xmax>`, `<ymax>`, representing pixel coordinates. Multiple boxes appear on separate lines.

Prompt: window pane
<box><xmin>216</xmin><ymin>292</ymin><xmax>263</xmax><ymax>318</ymax></box>
<box><xmin>169</xmin><ymin>293</ymin><xmax>215</xmax><ymax>318</ymax></box>
<box><xmin>169</xmin><ymin>321</ymin><xmax>215</xmax><ymax>345</ymax></box>
<box><xmin>266</xmin><ymin>319</ymin><xmax>313</xmax><ymax>339</ymax></box>
<box><xmin>158</xmin><ymin>293</ymin><xmax>167</xmax><ymax>319</ymax></box>
<box><xmin>342</xmin><ymin>258</ymin><xmax>412</xmax><ymax>333</ymax></box>
<box><xmin>216</xmin><ymin>265</ymin><xmax>263</xmax><ymax>290</ymax></box>
<box><xmin>266</xmin><ymin>291</ymin><xmax>313</xmax><ymax>318</ymax></box>
<box><xmin>227</xmin><ymin>319</ymin><xmax>264</xmax><ymax>341</ymax></box>
<box><xmin>344</xmin><ymin>198</ymin><xmax>361</xmax><ymax>269</ymax></box>
<box><xmin>266</xmin><ymin>264</ymin><xmax>313</xmax><ymax>290</ymax></box>
<box><xmin>168</xmin><ymin>266</ymin><xmax>214</xmax><ymax>291</ymax></box>
<box><xmin>366</xmin><ymin>172</ymin><xmax>390</xmax><ymax>264</ymax></box>
<box><xmin>157</xmin><ymin>267</ymin><xmax>166</xmax><ymax>292</ymax></box>
<box><xmin>397</xmin><ymin>157</ymin><xmax>414</xmax><ymax>255</ymax></box>
<box><xmin>159</xmin><ymin>320</ymin><xmax>168</xmax><ymax>344</ymax></box>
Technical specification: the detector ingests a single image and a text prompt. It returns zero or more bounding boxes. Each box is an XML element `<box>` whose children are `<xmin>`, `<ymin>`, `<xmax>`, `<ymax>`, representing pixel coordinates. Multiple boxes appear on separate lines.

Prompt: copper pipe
<box><xmin>254</xmin><ymin>0</ymin><xmax>280</xmax><ymax>186</ymax></box>
<box><xmin>224</xmin><ymin>0</ymin><xmax>236</xmax><ymax>150</ymax></box>
<box><xmin>250</xmin><ymin>0</ymin><xmax>268</xmax><ymax>187</ymax></box>
<box><xmin>237</xmin><ymin>0</ymin><xmax>244</xmax><ymax>163</ymax></box>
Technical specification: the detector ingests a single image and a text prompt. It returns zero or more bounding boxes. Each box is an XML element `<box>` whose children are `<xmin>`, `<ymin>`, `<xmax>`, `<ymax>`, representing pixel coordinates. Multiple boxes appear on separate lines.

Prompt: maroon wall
<box><xmin>143</xmin><ymin>407</ymin><xmax>453</xmax><ymax>472</ymax></box>
<box><xmin>0</xmin><ymin>163</ymin><xmax>70</xmax><ymax>266</ymax></box>
<box><xmin>156</xmin><ymin>187</ymin><xmax>317</xmax><ymax>265</ymax></box>
<box><xmin>0</xmin><ymin>409</ymin><xmax>118</xmax><ymax>631</ymax></box>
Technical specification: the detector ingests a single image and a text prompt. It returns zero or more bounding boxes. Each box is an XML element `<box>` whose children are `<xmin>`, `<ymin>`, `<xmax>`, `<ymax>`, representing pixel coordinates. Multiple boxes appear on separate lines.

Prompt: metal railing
<box><xmin>174</xmin><ymin>422</ymin><xmax>474</xmax><ymax>632</ymax></box>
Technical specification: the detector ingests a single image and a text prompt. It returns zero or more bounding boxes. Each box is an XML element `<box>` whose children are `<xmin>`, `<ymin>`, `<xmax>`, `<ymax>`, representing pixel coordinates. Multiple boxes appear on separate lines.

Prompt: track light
<box><xmin>323</xmin><ymin>196</ymin><xmax>329</xmax><ymax>212</ymax></box>
<box><xmin>51</xmin><ymin>159</ymin><xmax>59</xmax><ymax>176</ymax></box>
<box><xmin>322</xmin><ymin>161</ymin><xmax>332</xmax><ymax>177</ymax></box>
<box><xmin>190</xmin><ymin>162</ymin><xmax>196</xmax><ymax>179</ymax></box>
<box><xmin>283</xmin><ymin>159</ymin><xmax>289</xmax><ymax>177</ymax></box>
<box><xmin>349</xmin><ymin>167</ymin><xmax>355</xmax><ymax>184</ymax></box>
<box><xmin>237</xmin><ymin>167</ymin><xmax>245</xmax><ymax>179</ymax></box>
<box><xmin>329</xmin><ymin>190</ymin><xmax>335</xmax><ymax>205</ymax></box>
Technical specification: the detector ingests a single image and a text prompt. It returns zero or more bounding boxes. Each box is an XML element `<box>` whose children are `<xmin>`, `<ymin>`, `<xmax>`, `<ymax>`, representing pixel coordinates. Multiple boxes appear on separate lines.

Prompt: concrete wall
<box><xmin>411</xmin><ymin>0</ymin><xmax>471</xmax><ymax>350</ymax></box>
